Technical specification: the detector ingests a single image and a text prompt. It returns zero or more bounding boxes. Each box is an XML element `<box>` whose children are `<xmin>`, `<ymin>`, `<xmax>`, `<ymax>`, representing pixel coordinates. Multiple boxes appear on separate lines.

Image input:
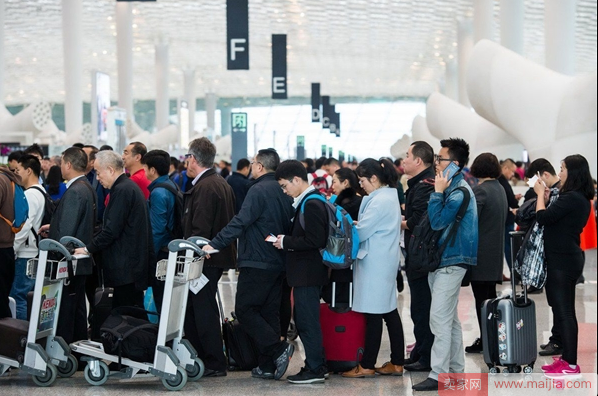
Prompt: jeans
<box><xmin>235</xmin><ymin>267</ymin><xmax>284</xmax><ymax>371</ymax></box>
<box><xmin>0</xmin><ymin>247</ymin><xmax>15</xmax><ymax>319</ymax></box>
<box><xmin>361</xmin><ymin>309</ymin><xmax>405</xmax><ymax>369</ymax></box>
<box><xmin>545</xmin><ymin>265</ymin><xmax>583</xmax><ymax>365</ymax></box>
<box><xmin>428</xmin><ymin>265</ymin><xmax>467</xmax><ymax>381</ymax></box>
<box><xmin>407</xmin><ymin>274</ymin><xmax>434</xmax><ymax>367</ymax></box>
<box><xmin>10</xmin><ymin>257</ymin><xmax>36</xmax><ymax>320</ymax></box>
<box><xmin>293</xmin><ymin>286</ymin><xmax>325</xmax><ymax>371</ymax></box>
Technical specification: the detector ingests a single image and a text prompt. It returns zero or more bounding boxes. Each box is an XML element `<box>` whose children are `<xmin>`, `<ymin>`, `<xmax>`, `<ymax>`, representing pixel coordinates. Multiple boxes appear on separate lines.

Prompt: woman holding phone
<box><xmin>537</xmin><ymin>155</ymin><xmax>593</xmax><ymax>377</ymax></box>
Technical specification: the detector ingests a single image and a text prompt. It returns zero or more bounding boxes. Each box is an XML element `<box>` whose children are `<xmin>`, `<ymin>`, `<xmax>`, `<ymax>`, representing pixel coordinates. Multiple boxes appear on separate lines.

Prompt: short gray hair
<box><xmin>189</xmin><ymin>137</ymin><xmax>216</xmax><ymax>168</ymax></box>
<box><xmin>96</xmin><ymin>150</ymin><xmax>124</xmax><ymax>171</ymax></box>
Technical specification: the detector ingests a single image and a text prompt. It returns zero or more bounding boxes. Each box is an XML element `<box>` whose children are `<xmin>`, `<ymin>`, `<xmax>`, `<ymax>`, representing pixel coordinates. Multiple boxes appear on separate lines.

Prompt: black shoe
<box><xmin>404</xmin><ymin>361</ymin><xmax>431</xmax><ymax>372</ymax></box>
<box><xmin>576</xmin><ymin>274</ymin><xmax>585</xmax><ymax>285</ymax></box>
<box><xmin>539</xmin><ymin>342</ymin><xmax>563</xmax><ymax>356</ymax></box>
<box><xmin>251</xmin><ymin>367</ymin><xmax>274</xmax><ymax>379</ymax></box>
<box><xmin>540</xmin><ymin>343</ymin><xmax>549</xmax><ymax>350</ymax></box>
<box><xmin>273</xmin><ymin>342</ymin><xmax>294</xmax><ymax>380</ymax></box>
<box><xmin>287</xmin><ymin>367</ymin><xmax>326</xmax><ymax>384</ymax></box>
<box><xmin>404</xmin><ymin>357</ymin><xmax>417</xmax><ymax>365</ymax></box>
<box><xmin>527</xmin><ymin>286</ymin><xmax>543</xmax><ymax>294</ymax></box>
<box><xmin>413</xmin><ymin>378</ymin><xmax>439</xmax><ymax>391</ymax></box>
<box><xmin>203</xmin><ymin>368</ymin><xmax>227</xmax><ymax>377</ymax></box>
<box><xmin>465</xmin><ymin>338</ymin><xmax>483</xmax><ymax>354</ymax></box>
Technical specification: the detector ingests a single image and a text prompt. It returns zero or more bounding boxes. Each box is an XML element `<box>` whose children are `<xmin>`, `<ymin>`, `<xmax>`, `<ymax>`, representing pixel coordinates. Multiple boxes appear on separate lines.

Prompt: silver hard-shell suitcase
<box><xmin>481</xmin><ymin>231</ymin><xmax>537</xmax><ymax>374</ymax></box>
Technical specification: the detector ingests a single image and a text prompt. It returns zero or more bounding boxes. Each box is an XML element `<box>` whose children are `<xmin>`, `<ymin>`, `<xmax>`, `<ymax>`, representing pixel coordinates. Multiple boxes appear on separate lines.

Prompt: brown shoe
<box><xmin>375</xmin><ymin>362</ymin><xmax>404</xmax><ymax>376</ymax></box>
<box><xmin>341</xmin><ymin>364</ymin><xmax>376</xmax><ymax>378</ymax></box>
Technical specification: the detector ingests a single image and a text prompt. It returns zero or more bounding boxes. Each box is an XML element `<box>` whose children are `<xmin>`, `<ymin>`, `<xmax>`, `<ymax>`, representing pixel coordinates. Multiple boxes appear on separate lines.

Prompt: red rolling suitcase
<box><xmin>319</xmin><ymin>281</ymin><xmax>366</xmax><ymax>373</ymax></box>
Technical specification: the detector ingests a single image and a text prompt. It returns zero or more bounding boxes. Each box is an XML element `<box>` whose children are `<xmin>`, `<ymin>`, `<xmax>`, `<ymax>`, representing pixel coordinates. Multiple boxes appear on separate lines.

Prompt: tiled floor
<box><xmin>1</xmin><ymin>250</ymin><xmax>596</xmax><ymax>395</ymax></box>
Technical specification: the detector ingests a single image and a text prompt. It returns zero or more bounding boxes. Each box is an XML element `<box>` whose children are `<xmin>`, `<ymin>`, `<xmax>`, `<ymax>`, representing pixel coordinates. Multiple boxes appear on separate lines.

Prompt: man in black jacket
<box><xmin>203</xmin><ymin>149</ymin><xmax>294</xmax><ymax>380</ymax></box>
<box><xmin>274</xmin><ymin>160</ymin><xmax>329</xmax><ymax>384</ymax></box>
<box><xmin>40</xmin><ymin>147</ymin><xmax>96</xmax><ymax>344</ymax></box>
<box><xmin>226</xmin><ymin>158</ymin><xmax>251</xmax><ymax>214</ymax></box>
<box><xmin>498</xmin><ymin>159</ymin><xmax>522</xmax><ymax>279</ymax></box>
<box><xmin>400</xmin><ymin>141</ymin><xmax>436</xmax><ymax>372</ymax></box>
<box><xmin>74</xmin><ymin>150</ymin><xmax>153</xmax><ymax>309</ymax></box>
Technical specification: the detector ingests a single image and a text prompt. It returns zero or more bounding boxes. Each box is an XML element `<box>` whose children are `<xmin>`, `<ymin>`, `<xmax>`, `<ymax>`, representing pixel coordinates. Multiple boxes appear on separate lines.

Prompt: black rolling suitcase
<box><xmin>90</xmin><ymin>287</ymin><xmax>114</xmax><ymax>341</ymax></box>
<box><xmin>0</xmin><ymin>317</ymin><xmax>29</xmax><ymax>363</ymax></box>
<box><xmin>482</xmin><ymin>231</ymin><xmax>537</xmax><ymax>374</ymax></box>
<box><xmin>216</xmin><ymin>289</ymin><xmax>259</xmax><ymax>371</ymax></box>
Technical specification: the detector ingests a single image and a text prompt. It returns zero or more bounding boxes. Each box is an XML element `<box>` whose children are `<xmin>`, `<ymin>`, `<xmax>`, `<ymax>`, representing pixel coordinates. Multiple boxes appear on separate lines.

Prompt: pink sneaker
<box><xmin>406</xmin><ymin>343</ymin><xmax>415</xmax><ymax>353</ymax></box>
<box><xmin>541</xmin><ymin>356</ymin><xmax>562</xmax><ymax>372</ymax></box>
<box><xmin>543</xmin><ymin>358</ymin><xmax>581</xmax><ymax>379</ymax></box>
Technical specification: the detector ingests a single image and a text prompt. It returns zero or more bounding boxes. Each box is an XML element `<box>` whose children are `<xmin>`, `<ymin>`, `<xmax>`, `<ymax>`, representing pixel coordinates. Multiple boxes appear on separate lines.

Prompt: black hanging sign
<box><xmin>321</xmin><ymin>95</ymin><xmax>331</xmax><ymax>128</ymax></box>
<box><xmin>272</xmin><ymin>34</ymin><xmax>287</xmax><ymax>99</ymax></box>
<box><xmin>311</xmin><ymin>83</ymin><xmax>320</xmax><ymax>122</ymax></box>
<box><xmin>227</xmin><ymin>0</ymin><xmax>249</xmax><ymax>70</ymax></box>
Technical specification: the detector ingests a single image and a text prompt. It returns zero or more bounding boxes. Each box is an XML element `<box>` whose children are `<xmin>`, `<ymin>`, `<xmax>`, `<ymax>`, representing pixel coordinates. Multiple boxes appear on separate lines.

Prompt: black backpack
<box><xmin>26</xmin><ymin>186</ymin><xmax>57</xmax><ymax>248</ymax></box>
<box><xmin>408</xmin><ymin>186</ymin><xmax>470</xmax><ymax>273</ymax></box>
<box><xmin>154</xmin><ymin>182</ymin><xmax>184</xmax><ymax>239</ymax></box>
<box><xmin>100</xmin><ymin>306</ymin><xmax>158</xmax><ymax>365</ymax></box>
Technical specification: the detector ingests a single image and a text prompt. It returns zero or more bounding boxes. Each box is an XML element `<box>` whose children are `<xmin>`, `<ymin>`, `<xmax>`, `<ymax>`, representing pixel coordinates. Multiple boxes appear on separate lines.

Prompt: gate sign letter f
<box><xmin>227</xmin><ymin>0</ymin><xmax>249</xmax><ymax>70</ymax></box>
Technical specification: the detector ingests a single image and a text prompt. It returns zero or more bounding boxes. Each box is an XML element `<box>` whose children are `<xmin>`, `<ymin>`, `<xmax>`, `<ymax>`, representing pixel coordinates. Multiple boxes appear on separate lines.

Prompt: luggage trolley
<box><xmin>0</xmin><ymin>238</ymin><xmax>81</xmax><ymax>386</ymax></box>
<box><xmin>70</xmin><ymin>238</ymin><xmax>209</xmax><ymax>391</ymax></box>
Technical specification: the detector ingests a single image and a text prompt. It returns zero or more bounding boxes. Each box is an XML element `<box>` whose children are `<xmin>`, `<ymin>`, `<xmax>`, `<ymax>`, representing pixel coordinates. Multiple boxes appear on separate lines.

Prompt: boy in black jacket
<box><xmin>274</xmin><ymin>160</ymin><xmax>329</xmax><ymax>384</ymax></box>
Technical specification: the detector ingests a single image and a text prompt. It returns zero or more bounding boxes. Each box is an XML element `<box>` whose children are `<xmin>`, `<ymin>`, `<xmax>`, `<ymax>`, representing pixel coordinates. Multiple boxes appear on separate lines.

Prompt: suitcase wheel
<box><xmin>31</xmin><ymin>362</ymin><xmax>58</xmax><ymax>387</ymax></box>
<box><xmin>489</xmin><ymin>366</ymin><xmax>499</xmax><ymax>374</ymax></box>
<box><xmin>523</xmin><ymin>366</ymin><xmax>533</xmax><ymax>374</ymax></box>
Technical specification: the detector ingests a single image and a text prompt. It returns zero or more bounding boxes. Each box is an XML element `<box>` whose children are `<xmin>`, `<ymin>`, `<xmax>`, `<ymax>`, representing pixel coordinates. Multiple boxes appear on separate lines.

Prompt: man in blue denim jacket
<box><xmin>413</xmin><ymin>138</ymin><xmax>478</xmax><ymax>392</ymax></box>
<box><xmin>142</xmin><ymin>150</ymin><xmax>176</xmax><ymax>310</ymax></box>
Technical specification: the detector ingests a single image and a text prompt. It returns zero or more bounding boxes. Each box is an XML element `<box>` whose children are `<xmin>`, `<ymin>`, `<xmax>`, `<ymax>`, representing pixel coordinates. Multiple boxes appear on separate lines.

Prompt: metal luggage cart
<box><xmin>70</xmin><ymin>238</ymin><xmax>210</xmax><ymax>391</ymax></box>
<box><xmin>0</xmin><ymin>238</ymin><xmax>83</xmax><ymax>386</ymax></box>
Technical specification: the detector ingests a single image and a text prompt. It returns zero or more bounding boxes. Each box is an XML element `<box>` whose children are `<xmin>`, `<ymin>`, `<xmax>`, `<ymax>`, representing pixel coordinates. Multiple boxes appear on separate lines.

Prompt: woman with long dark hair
<box><xmin>331</xmin><ymin>167</ymin><xmax>363</xmax><ymax>220</ymax></box>
<box><xmin>538</xmin><ymin>154</ymin><xmax>594</xmax><ymax>377</ymax></box>
<box><xmin>342</xmin><ymin>158</ymin><xmax>404</xmax><ymax>378</ymax></box>
<box><xmin>45</xmin><ymin>165</ymin><xmax>66</xmax><ymax>201</ymax></box>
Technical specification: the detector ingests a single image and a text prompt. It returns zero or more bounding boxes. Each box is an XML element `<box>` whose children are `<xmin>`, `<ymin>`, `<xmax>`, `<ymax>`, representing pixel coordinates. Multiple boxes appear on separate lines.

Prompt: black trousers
<box><xmin>184</xmin><ymin>266</ymin><xmax>227</xmax><ymax>372</ymax></box>
<box><xmin>470</xmin><ymin>281</ymin><xmax>497</xmax><ymax>335</ymax></box>
<box><xmin>57</xmin><ymin>275</ymin><xmax>88</xmax><ymax>344</ymax></box>
<box><xmin>406</xmin><ymin>274</ymin><xmax>434</xmax><ymax>366</ymax></box>
<box><xmin>112</xmin><ymin>283</ymin><xmax>144</xmax><ymax>309</ymax></box>
<box><xmin>279</xmin><ymin>276</ymin><xmax>292</xmax><ymax>338</ymax></box>
<box><xmin>293</xmin><ymin>286</ymin><xmax>325</xmax><ymax>371</ymax></box>
<box><xmin>235</xmin><ymin>267</ymin><xmax>285</xmax><ymax>371</ymax></box>
<box><xmin>0</xmin><ymin>247</ymin><xmax>15</xmax><ymax>319</ymax></box>
<box><xmin>361</xmin><ymin>309</ymin><xmax>405</xmax><ymax>369</ymax></box>
<box><xmin>546</xmin><ymin>265</ymin><xmax>582</xmax><ymax>365</ymax></box>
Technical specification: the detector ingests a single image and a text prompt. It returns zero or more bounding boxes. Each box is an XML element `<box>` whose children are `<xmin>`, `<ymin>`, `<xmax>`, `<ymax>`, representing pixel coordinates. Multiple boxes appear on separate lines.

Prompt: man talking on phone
<box><xmin>413</xmin><ymin>138</ymin><xmax>478</xmax><ymax>392</ymax></box>
<box><xmin>202</xmin><ymin>148</ymin><xmax>294</xmax><ymax>380</ymax></box>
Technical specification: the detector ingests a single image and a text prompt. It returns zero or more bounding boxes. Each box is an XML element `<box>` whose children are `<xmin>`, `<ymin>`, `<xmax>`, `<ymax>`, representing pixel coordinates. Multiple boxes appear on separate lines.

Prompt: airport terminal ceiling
<box><xmin>2</xmin><ymin>0</ymin><xmax>597</xmax><ymax>105</ymax></box>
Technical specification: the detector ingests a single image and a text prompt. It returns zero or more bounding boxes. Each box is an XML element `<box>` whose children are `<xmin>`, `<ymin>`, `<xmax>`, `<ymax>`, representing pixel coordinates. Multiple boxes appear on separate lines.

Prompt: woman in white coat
<box><xmin>342</xmin><ymin>158</ymin><xmax>405</xmax><ymax>378</ymax></box>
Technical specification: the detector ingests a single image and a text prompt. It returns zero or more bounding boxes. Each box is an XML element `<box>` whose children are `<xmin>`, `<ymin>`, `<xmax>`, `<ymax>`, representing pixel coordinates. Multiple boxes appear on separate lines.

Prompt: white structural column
<box><xmin>474</xmin><ymin>0</ymin><xmax>494</xmax><ymax>43</ymax></box>
<box><xmin>0</xmin><ymin>0</ymin><xmax>4</xmax><ymax>104</ymax></box>
<box><xmin>116</xmin><ymin>1</ymin><xmax>134</xmax><ymax>120</ymax></box>
<box><xmin>500</xmin><ymin>0</ymin><xmax>524</xmax><ymax>54</ymax></box>
<box><xmin>457</xmin><ymin>18</ymin><xmax>474</xmax><ymax>107</ymax></box>
<box><xmin>183</xmin><ymin>69</ymin><xmax>196</xmax><ymax>135</ymax></box>
<box><xmin>155</xmin><ymin>43</ymin><xmax>169</xmax><ymax>130</ymax></box>
<box><xmin>62</xmin><ymin>0</ymin><xmax>83</xmax><ymax>133</ymax></box>
<box><xmin>544</xmin><ymin>0</ymin><xmax>576</xmax><ymax>75</ymax></box>
<box><xmin>444</xmin><ymin>59</ymin><xmax>458</xmax><ymax>101</ymax></box>
<box><xmin>205</xmin><ymin>93</ymin><xmax>217</xmax><ymax>141</ymax></box>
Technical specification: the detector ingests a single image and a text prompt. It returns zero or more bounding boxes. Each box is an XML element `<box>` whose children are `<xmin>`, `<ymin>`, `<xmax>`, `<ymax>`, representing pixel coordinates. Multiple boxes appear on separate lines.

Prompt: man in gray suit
<box><xmin>39</xmin><ymin>147</ymin><xmax>96</xmax><ymax>344</ymax></box>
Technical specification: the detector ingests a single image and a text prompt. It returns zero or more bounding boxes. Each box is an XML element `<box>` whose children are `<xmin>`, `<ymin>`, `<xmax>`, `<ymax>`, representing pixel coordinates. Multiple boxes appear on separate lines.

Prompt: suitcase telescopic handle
<box><xmin>509</xmin><ymin>231</ymin><xmax>528</xmax><ymax>306</ymax></box>
<box><xmin>167</xmin><ymin>239</ymin><xmax>207</xmax><ymax>256</ymax></box>
<box><xmin>39</xmin><ymin>238</ymin><xmax>72</xmax><ymax>259</ymax></box>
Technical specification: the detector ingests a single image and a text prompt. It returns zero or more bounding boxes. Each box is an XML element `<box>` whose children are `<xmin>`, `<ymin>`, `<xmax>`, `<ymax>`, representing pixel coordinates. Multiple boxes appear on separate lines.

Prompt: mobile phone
<box><xmin>443</xmin><ymin>162</ymin><xmax>460</xmax><ymax>181</ymax></box>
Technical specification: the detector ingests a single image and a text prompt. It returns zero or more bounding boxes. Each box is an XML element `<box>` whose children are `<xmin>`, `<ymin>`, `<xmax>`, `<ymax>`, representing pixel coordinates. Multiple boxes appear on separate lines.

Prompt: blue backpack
<box><xmin>299</xmin><ymin>194</ymin><xmax>359</xmax><ymax>270</ymax></box>
<box><xmin>0</xmin><ymin>172</ymin><xmax>29</xmax><ymax>233</ymax></box>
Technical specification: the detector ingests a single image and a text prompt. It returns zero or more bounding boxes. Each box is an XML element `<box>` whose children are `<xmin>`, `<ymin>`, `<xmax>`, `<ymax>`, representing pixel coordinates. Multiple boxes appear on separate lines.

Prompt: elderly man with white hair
<box><xmin>74</xmin><ymin>150</ymin><xmax>154</xmax><ymax>309</ymax></box>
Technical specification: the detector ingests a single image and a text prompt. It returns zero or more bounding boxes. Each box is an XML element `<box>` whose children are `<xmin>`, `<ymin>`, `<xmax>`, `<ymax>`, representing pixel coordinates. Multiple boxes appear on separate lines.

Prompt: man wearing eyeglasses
<box><xmin>202</xmin><ymin>149</ymin><xmax>294</xmax><ymax>381</ymax></box>
<box><xmin>413</xmin><ymin>138</ymin><xmax>478</xmax><ymax>392</ymax></box>
<box><xmin>182</xmin><ymin>137</ymin><xmax>237</xmax><ymax>378</ymax></box>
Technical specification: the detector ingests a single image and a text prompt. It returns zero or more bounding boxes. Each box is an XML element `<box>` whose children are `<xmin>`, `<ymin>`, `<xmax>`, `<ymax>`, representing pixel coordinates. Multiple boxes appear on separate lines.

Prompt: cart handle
<box><xmin>39</xmin><ymin>238</ymin><xmax>72</xmax><ymax>259</ymax></box>
<box><xmin>167</xmin><ymin>239</ymin><xmax>207</xmax><ymax>256</ymax></box>
<box><xmin>187</xmin><ymin>236</ymin><xmax>211</xmax><ymax>247</ymax></box>
<box><xmin>59</xmin><ymin>236</ymin><xmax>86</xmax><ymax>248</ymax></box>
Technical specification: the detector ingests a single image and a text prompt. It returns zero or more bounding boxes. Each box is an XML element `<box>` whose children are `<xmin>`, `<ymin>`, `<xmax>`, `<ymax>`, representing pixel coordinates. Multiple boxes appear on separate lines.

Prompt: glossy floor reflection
<box><xmin>1</xmin><ymin>250</ymin><xmax>596</xmax><ymax>395</ymax></box>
